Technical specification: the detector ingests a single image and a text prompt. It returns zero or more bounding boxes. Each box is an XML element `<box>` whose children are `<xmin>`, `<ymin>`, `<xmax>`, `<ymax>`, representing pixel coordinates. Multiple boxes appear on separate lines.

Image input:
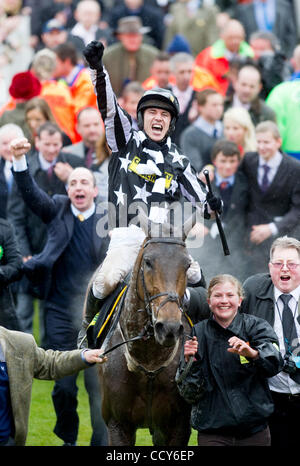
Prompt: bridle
<box><xmin>138</xmin><ymin>237</ymin><xmax>186</xmax><ymax>326</ymax></box>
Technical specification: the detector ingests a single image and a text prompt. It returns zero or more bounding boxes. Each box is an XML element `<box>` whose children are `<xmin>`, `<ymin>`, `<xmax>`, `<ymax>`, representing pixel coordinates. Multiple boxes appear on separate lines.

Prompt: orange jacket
<box><xmin>40</xmin><ymin>80</ymin><xmax>77</xmax><ymax>143</ymax></box>
<box><xmin>142</xmin><ymin>67</ymin><xmax>220</xmax><ymax>93</ymax></box>
<box><xmin>67</xmin><ymin>65</ymin><xmax>97</xmax><ymax>115</ymax></box>
<box><xmin>191</xmin><ymin>66</ymin><xmax>221</xmax><ymax>92</ymax></box>
<box><xmin>0</xmin><ymin>81</ymin><xmax>78</xmax><ymax>143</ymax></box>
<box><xmin>195</xmin><ymin>40</ymin><xmax>254</xmax><ymax>95</ymax></box>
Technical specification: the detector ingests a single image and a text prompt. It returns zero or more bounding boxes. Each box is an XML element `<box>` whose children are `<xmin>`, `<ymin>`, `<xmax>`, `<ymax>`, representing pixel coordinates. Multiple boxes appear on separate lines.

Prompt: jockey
<box><xmin>78</xmin><ymin>41</ymin><xmax>222</xmax><ymax>347</ymax></box>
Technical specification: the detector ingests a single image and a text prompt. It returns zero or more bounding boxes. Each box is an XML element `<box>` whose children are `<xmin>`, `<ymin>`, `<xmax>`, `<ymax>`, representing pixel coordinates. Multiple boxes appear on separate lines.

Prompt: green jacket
<box><xmin>266</xmin><ymin>81</ymin><xmax>300</xmax><ymax>155</ymax></box>
<box><xmin>103</xmin><ymin>42</ymin><xmax>158</xmax><ymax>97</ymax></box>
<box><xmin>0</xmin><ymin>326</ymin><xmax>89</xmax><ymax>445</ymax></box>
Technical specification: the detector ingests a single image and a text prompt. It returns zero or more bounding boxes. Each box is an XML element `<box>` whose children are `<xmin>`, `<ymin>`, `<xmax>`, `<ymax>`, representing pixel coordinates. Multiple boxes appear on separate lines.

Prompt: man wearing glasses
<box><xmin>241</xmin><ymin>236</ymin><xmax>300</xmax><ymax>447</ymax></box>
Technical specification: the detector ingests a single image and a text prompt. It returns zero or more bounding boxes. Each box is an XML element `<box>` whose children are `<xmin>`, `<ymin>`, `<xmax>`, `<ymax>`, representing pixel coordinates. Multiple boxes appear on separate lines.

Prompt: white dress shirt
<box><xmin>268</xmin><ymin>285</ymin><xmax>300</xmax><ymax>394</ymax></box>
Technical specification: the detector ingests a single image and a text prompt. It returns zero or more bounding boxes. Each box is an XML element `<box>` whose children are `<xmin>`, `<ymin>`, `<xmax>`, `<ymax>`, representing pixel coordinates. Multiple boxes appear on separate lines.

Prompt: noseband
<box><xmin>139</xmin><ymin>237</ymin><xmax>186</xmax><ymax>320</ymax></box>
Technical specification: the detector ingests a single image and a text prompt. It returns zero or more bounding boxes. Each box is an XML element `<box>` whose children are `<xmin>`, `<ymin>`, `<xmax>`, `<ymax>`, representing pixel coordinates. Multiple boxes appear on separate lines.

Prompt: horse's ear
<box><xmin>137</xmin><ymin>209</ymin><xmax>151</xmax><ymax>237</ymax></box>
<box><xmin>181</xmin><ymin>211</ymin><xmax>197</xmax><ymax>241</ymax></box>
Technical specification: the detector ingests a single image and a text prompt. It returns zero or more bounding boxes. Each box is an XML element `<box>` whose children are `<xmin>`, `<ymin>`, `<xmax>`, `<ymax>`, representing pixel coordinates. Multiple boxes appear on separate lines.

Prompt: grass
<box><xmin>26</xmin><ymin>303</ymin><xmax>197</xmax><ymax>446</ymax></box>
<box><xmin>27</xmin><ymin>374</ymin><xmax>197</xmax><ymax>446</ymax></box>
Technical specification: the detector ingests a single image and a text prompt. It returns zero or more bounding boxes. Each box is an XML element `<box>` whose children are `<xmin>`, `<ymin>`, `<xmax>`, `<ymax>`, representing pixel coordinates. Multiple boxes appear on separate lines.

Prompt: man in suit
<box><xmin>63</xmin><ymin>106</ymin><xmax>104</xmax><ymax>167</ymax></box>
<box><xmin>169</xmin><ymin>52</ymin><xmax>197</xmax><ymax>149</ymax></box>
<box><xmin>195</xmin><ymin>139</ymin><xmax>249</xmax><ymax>282</ymax></box>
<box><xmin>8</xmin><ymin>122</ymin><xmax>83</xmax><ymax>344</ymax></box>
<box><xmin>0</xmin><ymin>325</ymin><xmax>106</xmax><ymax>446</ymax></box>
<box><xmin>242</xmin><ymin>235</ymin><xmax>300</xmax><ymax>447</ymax></box>
<box><xmin>240</xmin><ymin>120</ymin><xmax>300</xmax><ymax>275</ymax></box>
<box><xmin>234</xmin><ymin>0</ymin><xmax>297</xmax><ymax>58</ymax></box>
<box><xmin>9</xmin><ymin>136</ymin><xmax>109</xmax><ymax>446</ymax></box>
<box><xmin>180</xmin><ymin>89</ymin><xmax>224</xmax><ymax>172</ymax></box>
<box><xmin>224</xmin><ymin>64</ymin><xmax>277</xmax><ymax>126</ymax></box>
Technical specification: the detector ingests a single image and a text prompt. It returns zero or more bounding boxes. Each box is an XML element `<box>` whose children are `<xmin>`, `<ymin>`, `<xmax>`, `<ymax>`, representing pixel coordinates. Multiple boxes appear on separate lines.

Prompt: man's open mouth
<box><xmin>152</xmin><ymin>124</ymin><xmax>163</xmax><ymax>133</ymax></box>
<box><xmin>280</xmin><ymin>274</ymin><xmax>291</xmax><ymax>281</ymax></box>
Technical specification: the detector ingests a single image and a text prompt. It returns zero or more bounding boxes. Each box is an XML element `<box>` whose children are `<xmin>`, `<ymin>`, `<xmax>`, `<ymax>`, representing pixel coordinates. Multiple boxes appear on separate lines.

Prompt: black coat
<box><xmin>241</xmin><ymin>272</ymin><xmax>291</xmax><ymax>327</ymax></box>
<box><xmin>0</xmin><ymin>218</ymin><xmax>23</xmax><ymax>330</ymax></box>
<box><xmin>177</xmin><ymin>312</ymin><xmax>283</xmax><ymax>435</ymax></box>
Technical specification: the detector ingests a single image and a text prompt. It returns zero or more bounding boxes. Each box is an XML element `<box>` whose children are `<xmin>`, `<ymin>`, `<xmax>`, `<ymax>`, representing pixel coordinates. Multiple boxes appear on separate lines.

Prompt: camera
<box><xmin>283</xmin><ymin>354</ymin><xmax>298</xmax><ymax>374</ymax></box>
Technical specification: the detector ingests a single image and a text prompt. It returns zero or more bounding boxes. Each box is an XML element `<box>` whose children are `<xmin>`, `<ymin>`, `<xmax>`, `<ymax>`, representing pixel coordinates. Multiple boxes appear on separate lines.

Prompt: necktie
<box><xmin>213</xmin><ymin>128</ymin><xmax>218</xmax><ymax>139</ymax></box>
<box><xmin>280</xmin><ymin>294</ymin><xmax>300</xmax><ymax>383</ymax></box>
<box><xmin>260</xmin><ymin>164</ymin><xmax>270</xmax><ymax>192</ymax></box>
<box><xmin>77</xmin><ymin>214</ymin><xmax>85</xmax><ymax>222</ymax></box>
<box><xmin>85</xmin><ymin>148</ymin><xmax>94</xmax><ymax>168</ymax></box>
<box><xmin>47</xmin><ymin>165</ymin><xmax>54</xmax><ymax>180</ymax></box>
<box><xmin>280</xmin><ymin>294</ymin><xmax>297</xmax><ymax>352</ymax></box>
<box><xmin>219</xmin><ymin>181</ymin><xmax>229</xmax><ymax>190</ymax></box>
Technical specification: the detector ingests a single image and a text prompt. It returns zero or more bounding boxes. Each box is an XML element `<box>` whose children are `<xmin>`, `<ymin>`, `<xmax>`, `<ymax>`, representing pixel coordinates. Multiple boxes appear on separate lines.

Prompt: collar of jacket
<box><xmin>252</xmin><ymin>273</ymin><xmax>274</xmax><ymax>301</ymax></box>
<box><xmin>211</xmin><ymin>39</ymin><xmax>254</xmax><ymax>59</ymax></box>
<box><xmin>208</xmin><ymin>311</ymin><xmax>245</xmax><ymax>336</ymax></box>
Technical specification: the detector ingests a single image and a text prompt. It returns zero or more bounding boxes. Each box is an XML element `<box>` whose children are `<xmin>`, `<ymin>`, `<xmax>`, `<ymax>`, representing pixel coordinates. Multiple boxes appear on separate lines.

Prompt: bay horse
<box><xmin>98</xmin><ymin>218</ymin><xmax>196</xmax><ymax>446</ymax></box>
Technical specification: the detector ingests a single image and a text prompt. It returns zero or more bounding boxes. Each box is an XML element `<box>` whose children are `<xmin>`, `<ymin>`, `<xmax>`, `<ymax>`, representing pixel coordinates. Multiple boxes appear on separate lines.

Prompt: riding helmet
<box><xmin>137</xmin><ymin>88</ymin><xmax>180</xmax><ymax>135</ymax></box>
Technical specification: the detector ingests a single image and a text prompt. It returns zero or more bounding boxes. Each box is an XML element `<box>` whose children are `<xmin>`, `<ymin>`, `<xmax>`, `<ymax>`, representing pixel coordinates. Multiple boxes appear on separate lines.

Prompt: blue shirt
<box><xmin>215</xmin><ymin>173</ymin><xmax>235</xmax><ymax>187</ymax></box>
<box><xmin>254</xmin><ymin>0</ymin><xmax>276</xmax><ymax>31</ymax></box>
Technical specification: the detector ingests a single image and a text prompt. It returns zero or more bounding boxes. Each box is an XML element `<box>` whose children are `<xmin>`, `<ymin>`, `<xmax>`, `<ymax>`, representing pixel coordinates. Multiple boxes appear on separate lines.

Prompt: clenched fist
<box><xmin>10</xmin><ymin>137</ymin><xmax>31</xmax><ymax>159</ymax></box>
<box><xmin>83</xmin><ymin>40</ymin><xmax>104</xmax><ymax>70</ymax></box>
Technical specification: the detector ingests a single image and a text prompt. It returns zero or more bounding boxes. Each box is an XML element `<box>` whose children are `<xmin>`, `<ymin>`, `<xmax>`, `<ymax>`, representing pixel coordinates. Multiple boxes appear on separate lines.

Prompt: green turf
<box><xmin>27</xmin><ymin>374</ymin><xmax>197</xmax><ymax>446</ymax></box>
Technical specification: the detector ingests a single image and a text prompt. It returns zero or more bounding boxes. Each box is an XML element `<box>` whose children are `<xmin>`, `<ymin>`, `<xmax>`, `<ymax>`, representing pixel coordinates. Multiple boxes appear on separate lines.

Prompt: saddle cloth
<box><xmin>87</xmin><ymin>281</ymin><xmax>128</xmax><ymax>349</ymax></box>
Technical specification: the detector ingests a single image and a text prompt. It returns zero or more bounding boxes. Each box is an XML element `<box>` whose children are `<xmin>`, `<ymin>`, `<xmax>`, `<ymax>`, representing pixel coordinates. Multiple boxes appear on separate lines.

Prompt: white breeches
<box><xmin>92</xmin><ymin>225</ymin><xmax>146</xmax><ymax>299</ymax></box>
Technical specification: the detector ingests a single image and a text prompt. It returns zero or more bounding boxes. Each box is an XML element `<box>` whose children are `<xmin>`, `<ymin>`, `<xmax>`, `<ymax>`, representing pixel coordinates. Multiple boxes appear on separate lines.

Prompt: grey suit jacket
<box><xmin>63</xmin><ymin>141</ymin><xmax>85</xmax><ymax>159</ymax></box>
<box><xmin>0</xmin><ymin>326</ymin><xmax>88</xmax><ymax>445</ymax></box>
<box><xmin>234</xmin><ymin>0</ymin><xmax>297</xmax><ymax>57</ymax></box>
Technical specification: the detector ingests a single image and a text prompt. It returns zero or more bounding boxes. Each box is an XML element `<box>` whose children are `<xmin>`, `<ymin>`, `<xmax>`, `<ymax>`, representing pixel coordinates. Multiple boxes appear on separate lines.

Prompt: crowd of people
<box><xmin>0</xmin><ymin>0</ymin><xmax>300</xmax><ymax>449</ymax></box>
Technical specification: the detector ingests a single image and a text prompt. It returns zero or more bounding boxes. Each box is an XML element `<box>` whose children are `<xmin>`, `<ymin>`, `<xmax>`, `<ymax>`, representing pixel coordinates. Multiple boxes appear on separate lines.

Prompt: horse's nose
<box><xmin>154</xmin><ymin>321</ymin><xmax>184</xmax><ymax>347</ymax></box>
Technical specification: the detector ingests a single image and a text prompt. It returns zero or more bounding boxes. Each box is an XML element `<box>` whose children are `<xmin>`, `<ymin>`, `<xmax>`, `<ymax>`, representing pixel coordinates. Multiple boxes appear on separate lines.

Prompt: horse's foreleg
<box><xmin>107</xmin><ymin>420</ymin><xmax>136</xmax><ymax>446</ymax></box>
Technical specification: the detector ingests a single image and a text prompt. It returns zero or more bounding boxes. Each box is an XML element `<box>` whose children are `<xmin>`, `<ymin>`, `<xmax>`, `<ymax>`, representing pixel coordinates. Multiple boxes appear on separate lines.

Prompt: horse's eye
<box><xmin>144</xmin><ymin>258</ymin><xmax>152</xmax><ymax>269</ymax></box>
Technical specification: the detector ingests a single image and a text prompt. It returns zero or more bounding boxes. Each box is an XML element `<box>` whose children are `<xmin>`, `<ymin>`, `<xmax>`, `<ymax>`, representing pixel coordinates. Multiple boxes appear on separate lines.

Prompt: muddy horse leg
<box><xmin>107</xmin><ymin>420</ymin><xmax>136</xmax><ymax>446</ymax></box>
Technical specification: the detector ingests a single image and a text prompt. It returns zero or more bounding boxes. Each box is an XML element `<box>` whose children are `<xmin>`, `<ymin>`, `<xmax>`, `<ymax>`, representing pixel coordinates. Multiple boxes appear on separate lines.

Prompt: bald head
<box><xmin>234</xmin><ymin>65</ymin><xmax>262</xmax><ymax>104</ymax></box>
<box><xmin>68</xmin><ymin>166</ymin><xmax>96</xmax><ymax>187</ymax></box>
<box><xmin>221</xmin><ymin>20</ymin><xmax>245</xmax><ymax>54</ymax></box>
<box><xmin>67</xmin><ymin>167</ymin><xmax>98</xmax><ymax>212</ymax></box>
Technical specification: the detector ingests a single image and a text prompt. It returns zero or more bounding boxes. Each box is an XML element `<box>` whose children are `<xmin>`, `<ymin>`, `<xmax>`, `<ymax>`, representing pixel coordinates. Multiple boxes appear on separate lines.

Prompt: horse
<box><xmin>97</xmin><ymin>219</ymin><xmax>199</xmax><ymax>446</ymax></box>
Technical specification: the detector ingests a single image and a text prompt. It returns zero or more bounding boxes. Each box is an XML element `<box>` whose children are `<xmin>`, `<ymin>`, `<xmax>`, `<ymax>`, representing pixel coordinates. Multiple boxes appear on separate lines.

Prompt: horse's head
<box><xmin>136</xmin><ymin>215</ymin><xmax>195</xmax><ymax>347</ymax></box>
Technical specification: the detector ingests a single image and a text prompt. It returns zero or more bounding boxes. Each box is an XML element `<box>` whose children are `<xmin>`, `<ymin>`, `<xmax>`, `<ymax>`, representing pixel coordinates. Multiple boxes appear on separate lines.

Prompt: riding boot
<box><xmin>77</xmin><ymin>286</ymin><xmax>105</xmax><ymax>349</ymax></box>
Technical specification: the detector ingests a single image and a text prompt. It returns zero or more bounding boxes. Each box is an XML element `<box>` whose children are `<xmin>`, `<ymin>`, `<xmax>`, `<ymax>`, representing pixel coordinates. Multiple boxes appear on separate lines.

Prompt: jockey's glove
<box><xmin>83</xmin><ymin>40</ymin><xmax>104</xmax><ymax>70</ymax></box>
<box><xmin>206</xmin><ymin>191</ymin><xmax>223</xmax><ymax>215</ymax></box>
<box><xmin>187</xmin><ymin>256</ymin><xmax>202</xmax><ymax>285</ymax></box>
